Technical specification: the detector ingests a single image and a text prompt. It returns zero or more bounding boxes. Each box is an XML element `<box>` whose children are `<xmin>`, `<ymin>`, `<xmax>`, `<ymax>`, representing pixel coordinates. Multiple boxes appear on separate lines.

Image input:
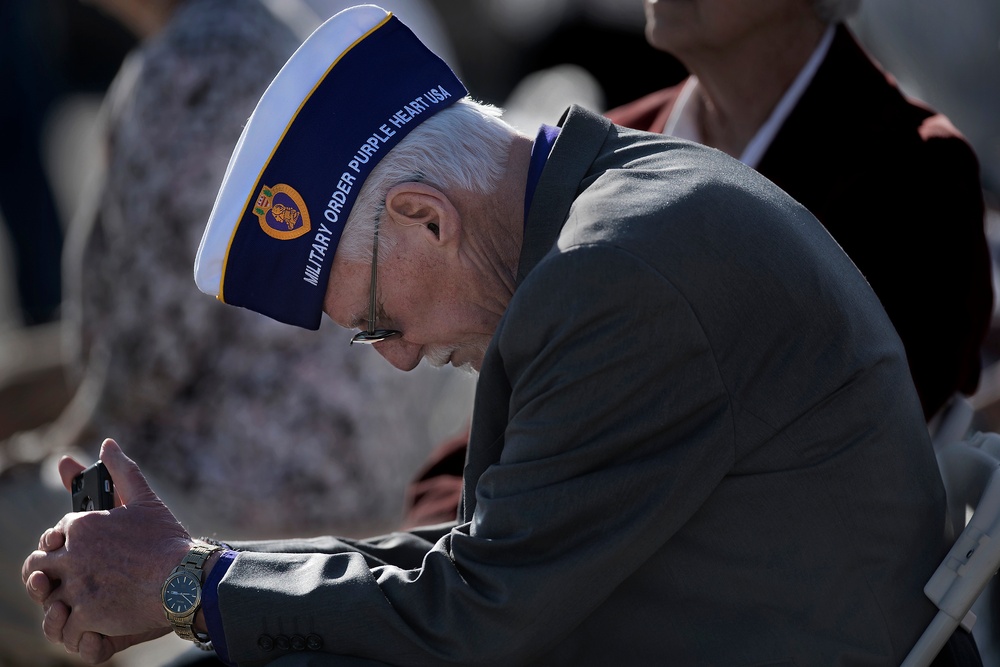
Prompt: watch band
<box><xmin>162</xmin><ymin>544</ymin><xmax>221</xmax><ymax>642</ymax></box>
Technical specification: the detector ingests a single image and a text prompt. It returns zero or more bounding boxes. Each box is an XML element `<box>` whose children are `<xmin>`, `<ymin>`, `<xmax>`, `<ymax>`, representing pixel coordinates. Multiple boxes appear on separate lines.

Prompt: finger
<box><xmin>79</xmin><ymin>629</ymin><xmax>168</xmax><ymax>665</ymax></box>
<box><xmin>78</xmin><ymin>632</ymin><xmax>112</xmax><ymax>665</ymax></box>
<box><xmin>22</xmin><ymin>550</ymin><xmax>40</xmax><ymax>584</ymax></box>
<box><xmin>22</xmin><ymin>546</ymin><xmax>59</xmax><ymax>585</ymax></box>
<box><xmin>58</xmin><ymin>455</ymin><xmax>86</xmax><ymax>493</ymax></box>
<box><xmin>25</xmin><ymin>570</ymin><xmax>54</xmax><ymax>603</ymax></box>
<box><xmin>41</xmin><ymin>599</ymin><xmax>69</xmax><ymax>645</ymax></box>
<box><xmin>98</xmin><ymin>439</ymin><xmax>155</xmax><ymax>505</ymax></box>
<box><xmin>61</xmin><ymin>604</ymin><xmax>86</xmax><ymax>655</ymax></box>
<box><xmin>40</xmin><ymin>527</ymin><xmax>66</xmax><ymax>551</ymax></box>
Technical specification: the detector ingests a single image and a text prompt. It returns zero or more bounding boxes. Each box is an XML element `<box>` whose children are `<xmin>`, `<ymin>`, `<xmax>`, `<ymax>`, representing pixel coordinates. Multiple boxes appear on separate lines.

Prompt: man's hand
<box><xmin>21</xmin><ymin>438</ymin><xmax>194</xmax><ymax>664</ymax></box>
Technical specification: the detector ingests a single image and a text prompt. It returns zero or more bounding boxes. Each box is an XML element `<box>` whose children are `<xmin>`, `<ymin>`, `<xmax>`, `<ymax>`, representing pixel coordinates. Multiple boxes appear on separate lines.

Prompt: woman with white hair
<box><xmin>608</xmin><ymin>0</ymin><xmax>993</xmax><ymax>425</ymax></box>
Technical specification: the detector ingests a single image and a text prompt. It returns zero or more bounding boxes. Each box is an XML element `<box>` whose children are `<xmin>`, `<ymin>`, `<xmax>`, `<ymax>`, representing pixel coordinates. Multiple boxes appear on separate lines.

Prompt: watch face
<box><xmin>163</xmin><ymin>571</ymin><xmax>201</xmax><ymax>615</ymax></box>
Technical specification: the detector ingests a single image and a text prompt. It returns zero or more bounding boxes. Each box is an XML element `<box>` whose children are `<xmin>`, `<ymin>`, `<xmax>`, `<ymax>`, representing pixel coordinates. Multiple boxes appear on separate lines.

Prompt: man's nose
<box><xmin>373</xmin><ymin>338</ymin><xmax>423</xmax><ymax>371</ymax></box>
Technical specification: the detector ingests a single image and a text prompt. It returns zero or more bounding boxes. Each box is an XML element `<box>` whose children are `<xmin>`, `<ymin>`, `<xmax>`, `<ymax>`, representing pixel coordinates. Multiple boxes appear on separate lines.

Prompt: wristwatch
<box><xmin>161</xmin><ymin>544</ymin><xmax>221</xmax><ymax>642</ymax></box>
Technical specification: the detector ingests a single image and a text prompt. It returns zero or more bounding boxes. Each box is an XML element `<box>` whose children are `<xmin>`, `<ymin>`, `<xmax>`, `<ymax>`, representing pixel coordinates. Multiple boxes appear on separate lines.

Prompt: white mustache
<box><xmin>423</xmin><ymin>343</ymin><xmax>485</xmax><ymax>374</ymax></box>
<box><xmin>424</xmin><ymin>346</ymin><xmax>456</xmax><ymax>367</ymax></box>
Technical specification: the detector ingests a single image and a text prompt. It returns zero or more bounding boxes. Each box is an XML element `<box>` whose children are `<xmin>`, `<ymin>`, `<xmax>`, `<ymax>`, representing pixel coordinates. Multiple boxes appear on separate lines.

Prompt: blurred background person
<box><xmin>0</xmin><ymin>1</ymin><xmax>65</xmax><ymax>330</ymax></box>
<box><xmin>607</xmin><ymin>0</ymin><xmax>993</xmax><ymax>427</ymax></box>
<box><xmin>0</xmin><ymin>1</ymin><xmax>135</xmax><ymax>336</ymax></box>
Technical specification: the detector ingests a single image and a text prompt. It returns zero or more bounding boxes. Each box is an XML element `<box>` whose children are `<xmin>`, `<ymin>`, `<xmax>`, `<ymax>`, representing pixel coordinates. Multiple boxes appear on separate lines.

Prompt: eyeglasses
<box><xmin>350</xmin><ymin>221</ymin><xmax>402</xmax><ymax>345</ymax></box>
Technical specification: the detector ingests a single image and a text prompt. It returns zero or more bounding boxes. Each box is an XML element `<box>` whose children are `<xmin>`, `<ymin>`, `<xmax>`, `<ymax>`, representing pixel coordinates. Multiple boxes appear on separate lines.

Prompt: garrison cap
<box><xmin>194</xmin><ymin>4</ymin><xmax>466</xmax><ymax>329</ymax></box>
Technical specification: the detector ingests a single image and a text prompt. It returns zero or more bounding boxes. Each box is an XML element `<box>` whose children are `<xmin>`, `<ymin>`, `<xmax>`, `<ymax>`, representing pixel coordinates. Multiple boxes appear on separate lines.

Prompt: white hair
<box><xmin>338</xmin><ymin>97</ymin><xmax>518</xmax><ymax>263</ymax></box>
<box><xmin>812</xmin><ymin>0</ymin><xmax>861</xmax><ymax>23</ymax></box>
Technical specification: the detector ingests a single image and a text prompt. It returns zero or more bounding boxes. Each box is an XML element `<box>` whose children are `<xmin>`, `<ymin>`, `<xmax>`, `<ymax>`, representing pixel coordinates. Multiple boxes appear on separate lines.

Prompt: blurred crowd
<box><xmin>0</xmin><ymin>0</ymin><xmax>997</xmax><ymax>665</ymax></box>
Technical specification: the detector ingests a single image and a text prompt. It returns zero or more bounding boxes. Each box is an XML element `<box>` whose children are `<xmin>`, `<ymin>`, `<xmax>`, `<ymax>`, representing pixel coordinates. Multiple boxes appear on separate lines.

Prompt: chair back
<box><xmin>901</xmin><ymin>430</ymin><xmax>1000</xmax><ymax>667</ymax></box>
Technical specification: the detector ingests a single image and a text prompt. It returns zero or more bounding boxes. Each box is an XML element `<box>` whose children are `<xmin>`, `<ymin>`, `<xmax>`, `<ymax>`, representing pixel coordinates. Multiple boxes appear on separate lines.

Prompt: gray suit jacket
<box><xmin>217</xmin><ymin>106</ymin><xmax>946</xmax><ymax>666</ymax></box>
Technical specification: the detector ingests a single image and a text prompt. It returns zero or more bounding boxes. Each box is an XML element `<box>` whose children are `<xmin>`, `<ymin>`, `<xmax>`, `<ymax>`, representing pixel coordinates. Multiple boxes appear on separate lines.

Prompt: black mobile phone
<box><xmin>71</xmin><ymin>461</ymin><xmax>115</xmax><ymax>512</ymax></box>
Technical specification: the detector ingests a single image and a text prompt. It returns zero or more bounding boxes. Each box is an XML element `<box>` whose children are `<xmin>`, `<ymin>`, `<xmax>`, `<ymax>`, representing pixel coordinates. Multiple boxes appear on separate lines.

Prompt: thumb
<box><xmin>57</xmin><ymin>456</ymin><xmax>85</xmax><ymax>493</ymax></box>
<box><xmin>99</xmin><ymin>438</ymin><xmax>156</xmax><ymax>506</ymax></box>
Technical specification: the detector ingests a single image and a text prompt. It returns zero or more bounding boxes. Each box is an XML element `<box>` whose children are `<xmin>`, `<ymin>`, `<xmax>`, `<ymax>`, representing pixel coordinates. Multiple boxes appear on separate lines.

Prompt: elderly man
<box><xmin>23</xmin><ymin>5</ymin><xmax>951</xmax><ymax>666</ymax></box>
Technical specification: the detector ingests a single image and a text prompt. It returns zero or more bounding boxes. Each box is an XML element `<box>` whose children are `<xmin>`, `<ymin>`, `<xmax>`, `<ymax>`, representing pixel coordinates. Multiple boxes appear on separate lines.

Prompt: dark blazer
<box><xmin>606</xmin><ymin>24</ymin><xmax>993</xmax><ymax>421</ymax></box>
<box><xmin>217</xmin><ymin>107</ymin><xmax>946</xmax><ymax>666</ymax></box>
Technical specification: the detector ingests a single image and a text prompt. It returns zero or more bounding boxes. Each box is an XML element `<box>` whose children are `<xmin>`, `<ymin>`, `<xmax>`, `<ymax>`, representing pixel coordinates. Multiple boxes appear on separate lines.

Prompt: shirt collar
<box><xmin>663</xmin><ymin>24</ymin><xmax>836</xmax><ymax>168</ymax></box>
<box><xmin>524</xmin><ymin>124</ymin><xmax>561</xmax><ymax>227</ymax></box>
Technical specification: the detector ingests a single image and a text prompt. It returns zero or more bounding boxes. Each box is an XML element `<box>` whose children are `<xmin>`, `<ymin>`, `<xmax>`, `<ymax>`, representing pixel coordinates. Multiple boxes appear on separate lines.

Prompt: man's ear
<box><xmin>384</xmin><ymin>182</ymin><xmax>459</xmax><ymax>246</ymax></box>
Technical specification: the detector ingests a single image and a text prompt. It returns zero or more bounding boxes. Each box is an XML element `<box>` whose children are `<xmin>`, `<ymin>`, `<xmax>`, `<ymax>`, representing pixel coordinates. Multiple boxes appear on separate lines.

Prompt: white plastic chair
<box><xmin>901</xmin><ymin>430</ymin><xmax>1000</xmax><ymax>667</ymax></box>
<box><xmin>929</xmin><ymin>394</ymin><xmax>975</xmax><ymax>456</ymax></box>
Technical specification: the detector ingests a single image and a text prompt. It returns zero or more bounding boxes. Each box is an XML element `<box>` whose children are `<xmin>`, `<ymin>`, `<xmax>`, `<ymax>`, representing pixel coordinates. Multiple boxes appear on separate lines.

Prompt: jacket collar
<box><xmin>516</xmin><ymin>105</ymin><xmax>611</xmax><ymax>285</ymax></box>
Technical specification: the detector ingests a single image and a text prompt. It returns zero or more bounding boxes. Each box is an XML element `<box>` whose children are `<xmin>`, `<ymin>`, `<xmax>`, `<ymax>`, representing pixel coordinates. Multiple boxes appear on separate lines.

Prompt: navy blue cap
<box><xmin>194</xmin><ymin>5</ymin><xmax>467</xmax><ymax>329</ymax></box>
